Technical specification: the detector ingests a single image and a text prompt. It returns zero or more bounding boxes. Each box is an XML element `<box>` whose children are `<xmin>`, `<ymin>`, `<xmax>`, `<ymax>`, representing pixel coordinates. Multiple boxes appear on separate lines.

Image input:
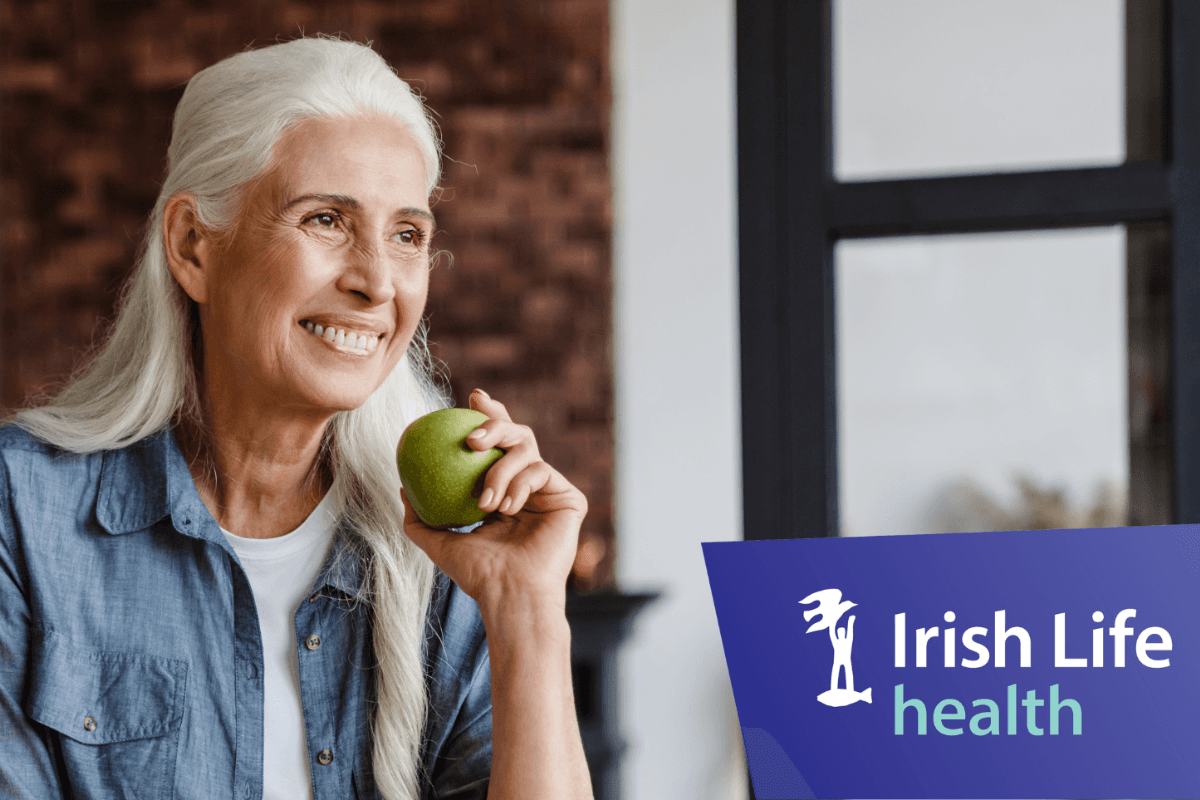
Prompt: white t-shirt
<box><xmin>221</xmin><ymin>493</ymin><xmax>337</xmax><ymax>800</ymax></box>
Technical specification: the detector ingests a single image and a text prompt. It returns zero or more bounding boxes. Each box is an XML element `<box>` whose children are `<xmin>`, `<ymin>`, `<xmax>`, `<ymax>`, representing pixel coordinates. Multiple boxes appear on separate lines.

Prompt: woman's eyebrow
<box><xmin>284</xmin><ymin>193</ymin><xmax>436</xmax><ymax>226</ymax></box>
<box><xmin>285</xmin><ymin>193</ymin><xmax>361</xmax><ymax>210</ymax></box>
<box><xmin>400</xmin><ymin>207</ymin><xmax>437</xmax><ymax>229</ymax></box>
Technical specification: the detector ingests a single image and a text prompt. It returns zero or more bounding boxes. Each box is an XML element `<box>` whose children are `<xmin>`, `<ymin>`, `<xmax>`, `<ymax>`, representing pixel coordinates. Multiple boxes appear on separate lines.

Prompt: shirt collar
<box><xmin>96</xmin><ymin>426</ymin><xmax>367</xmax><ymax>600</ymax></box>
<box><xmin>313</xmin><ymin>520</ymin><xmax>367</xmax><ymax>602</ymax></box>
<box><xmin>96</xmin><ymin>427</ymin><xmax>214</xmax><ymax>541</ymax></box>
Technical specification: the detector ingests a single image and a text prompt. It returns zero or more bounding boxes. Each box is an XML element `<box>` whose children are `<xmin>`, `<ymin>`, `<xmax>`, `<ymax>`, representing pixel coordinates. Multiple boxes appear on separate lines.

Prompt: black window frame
<box><xmin>738</xmin><ymin>0</ymin><xmax>1195</xmax><ymax>542</ymax></box>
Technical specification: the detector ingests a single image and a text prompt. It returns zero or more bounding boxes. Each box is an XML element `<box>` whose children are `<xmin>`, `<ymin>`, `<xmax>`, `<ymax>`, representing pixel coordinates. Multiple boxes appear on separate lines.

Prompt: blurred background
<box><xmin>0</xmin><ymin>0</ymin><xmax>1162</xmax><ymax>798</ymax></box>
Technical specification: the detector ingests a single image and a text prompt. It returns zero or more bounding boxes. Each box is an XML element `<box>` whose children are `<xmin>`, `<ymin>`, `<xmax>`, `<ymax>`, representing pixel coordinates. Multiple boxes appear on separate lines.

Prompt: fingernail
<box><xmin>467</xmin><ymin>428</ymin><xmax>485</xmax><ymax>440</ymax></box>
<box><xmin>474</xmin><ymin>388</ymin><xmax>490</xmax><ymax>400</ymax></box>
<box><xmin>479</xmin><ymin>488</ymin><xmax>494</xmax><ymax>508</ymax></box>
<box><xmin>499</xmin><ymin>496</ymin><xmax>512</xmax><ymax>514</ymax></box>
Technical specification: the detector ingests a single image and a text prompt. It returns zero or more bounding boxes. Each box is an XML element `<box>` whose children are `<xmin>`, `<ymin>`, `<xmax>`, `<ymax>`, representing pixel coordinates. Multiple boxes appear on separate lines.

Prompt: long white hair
<box><xmin>13</xmin><ymin>36</ymin><xmax>446</xmax><ymax>800</ymax></box>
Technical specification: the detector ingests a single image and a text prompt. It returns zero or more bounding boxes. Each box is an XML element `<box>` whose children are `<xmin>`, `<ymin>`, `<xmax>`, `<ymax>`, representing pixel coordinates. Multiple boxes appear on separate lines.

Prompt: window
<box><xmin>738</xmin><ymin>0</ymin><xmax>1186</xmax><ymax>547</ymax></box>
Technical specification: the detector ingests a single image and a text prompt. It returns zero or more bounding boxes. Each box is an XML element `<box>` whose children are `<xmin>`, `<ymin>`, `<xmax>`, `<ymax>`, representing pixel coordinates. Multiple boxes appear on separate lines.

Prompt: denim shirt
<box><xmin>0</xmin><ymin>425</ymin><xmax>492</xmax><ymax>799</ymax></box>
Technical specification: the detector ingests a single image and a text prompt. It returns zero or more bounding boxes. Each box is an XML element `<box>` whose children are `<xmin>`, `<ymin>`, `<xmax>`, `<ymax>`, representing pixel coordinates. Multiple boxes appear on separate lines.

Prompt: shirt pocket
<box><xmin>23</xmin><ymin>630</ymin><xmax>189</xmax><ymax>800</ymax></box>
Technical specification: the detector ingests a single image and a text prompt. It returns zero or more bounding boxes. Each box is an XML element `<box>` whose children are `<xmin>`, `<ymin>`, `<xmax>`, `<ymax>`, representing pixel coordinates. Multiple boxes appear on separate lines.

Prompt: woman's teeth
<box><xmin>304</xmin><ymin>322</ymin><xmax>379</xmax><ymax>352</ymax></box>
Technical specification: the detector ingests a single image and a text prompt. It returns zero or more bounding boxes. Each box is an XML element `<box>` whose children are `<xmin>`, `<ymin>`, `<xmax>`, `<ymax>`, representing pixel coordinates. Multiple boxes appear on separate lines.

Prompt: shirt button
<box><xmin>83</xmin><ymin>715</ymin><xmax>96</xmax><ymax>731</ymax></box>
<box><xmin>305</xmin><ymin>634</ymin><xmax>322</xmax><ymax>651</ymax></box>
<box><xmin>317</xmin><ymin>749</ymin><xmax>333</xmax><ymax>765</ymax></box>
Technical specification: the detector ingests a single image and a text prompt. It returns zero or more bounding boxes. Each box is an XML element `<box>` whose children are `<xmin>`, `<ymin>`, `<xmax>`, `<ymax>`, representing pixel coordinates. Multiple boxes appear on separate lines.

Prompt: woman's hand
<box><xmin>402</xmin><ymin>389</ymin><xmax>594</xmax><ymax>799</ymax></box>
<box><xmin>401</xmin><ymin>388</ymin><xmax>588</xmax><ymax>611</ymax></box>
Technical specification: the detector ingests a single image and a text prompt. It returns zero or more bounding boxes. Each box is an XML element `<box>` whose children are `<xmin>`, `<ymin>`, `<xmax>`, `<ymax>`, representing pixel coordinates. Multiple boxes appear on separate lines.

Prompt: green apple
<box><xmin>397</xmin><ymin>408</ymin><xmax>504</xmax><ymax>529</ymax></box>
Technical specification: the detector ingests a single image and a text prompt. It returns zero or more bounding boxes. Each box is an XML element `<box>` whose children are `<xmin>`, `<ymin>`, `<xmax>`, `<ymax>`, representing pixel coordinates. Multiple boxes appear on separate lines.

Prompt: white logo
<box><xmin>801</xmin><ymin>589</ymin><xmax>873</xmax><ymax>707</ymax></box>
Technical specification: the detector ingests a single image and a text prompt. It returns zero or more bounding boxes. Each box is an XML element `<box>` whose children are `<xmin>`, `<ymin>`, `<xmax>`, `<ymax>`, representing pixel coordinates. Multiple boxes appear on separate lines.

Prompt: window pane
<box><xmin>836</xmin><ymin>227</ymin><xmax>1128</xmax><ymax>538</ymax></box>
<box><xmin>834</xmin><ymin>0</ymin><xmax>1125</xmax><ymax>181</ymax></box>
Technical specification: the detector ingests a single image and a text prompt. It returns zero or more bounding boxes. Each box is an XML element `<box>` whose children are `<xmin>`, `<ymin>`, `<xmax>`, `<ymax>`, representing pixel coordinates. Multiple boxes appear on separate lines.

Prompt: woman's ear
<box><xmin>163</xmin><ymin>193</ymin><xmax>217</xmax><ymax>304</ymax></box>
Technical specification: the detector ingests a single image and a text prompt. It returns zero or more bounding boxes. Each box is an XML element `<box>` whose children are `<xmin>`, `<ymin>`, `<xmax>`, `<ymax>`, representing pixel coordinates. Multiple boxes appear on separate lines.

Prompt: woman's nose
<box><xmin>337</xmin><ymin>240</ymin><xmax>396</xmax><ymax>305</ymax></box>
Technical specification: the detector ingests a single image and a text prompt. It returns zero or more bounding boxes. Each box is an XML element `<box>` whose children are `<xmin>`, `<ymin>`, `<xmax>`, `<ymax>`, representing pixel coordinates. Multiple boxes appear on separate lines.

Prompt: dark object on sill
<box><xmin>567</xmin><ymin>588</ymin><xmax>660</xmax><ymax>800</ymax></box>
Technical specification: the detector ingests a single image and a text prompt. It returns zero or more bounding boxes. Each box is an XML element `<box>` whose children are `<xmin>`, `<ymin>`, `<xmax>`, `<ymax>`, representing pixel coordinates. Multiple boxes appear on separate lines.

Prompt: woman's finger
<box><xmin>464</xmin><ymin>392</ymin><xmax>543</xmax><ymax>481</ymax></box>
<box><xmin>468</xmin><ymin>388</ymin><xmax>512</xmax><ymax>422</ymax></box>
<box><xmin>497</xmin><ymin>460</ymin><xmax>554</xmax><ymax>514</ymax></box>
<box><xmin>515</xmin><ymin>464</ymin><xmax>589</xmax><ymax>518</ymax></box>
<box><xmin>478</xmin><ymin>436</ymin><xmax>545</xmax><ymax>511</ymax></box>
<box><xmin>459</xmin><ymin>391</ymin><xmax>545</xmax><ymax>512</ymax></box>
<box><xmin>465</xmin><ymin>418</ymin><xmax>539</xmax><ymax>456</ymax></box>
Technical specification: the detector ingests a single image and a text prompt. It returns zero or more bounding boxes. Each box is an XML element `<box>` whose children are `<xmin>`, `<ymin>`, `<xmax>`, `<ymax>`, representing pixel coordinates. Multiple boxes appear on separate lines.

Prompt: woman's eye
<box><xmin>305</xmin><ymin>212</ymin><xmax>340</xmax><ymax>230</ymax></box>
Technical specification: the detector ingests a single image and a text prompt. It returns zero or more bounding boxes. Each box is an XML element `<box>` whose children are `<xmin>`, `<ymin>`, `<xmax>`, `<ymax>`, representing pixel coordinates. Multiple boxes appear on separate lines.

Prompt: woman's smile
<box><xmin>298</xmin><ymin>319</ymin><xmax>385</xmax><ymax>355</ymax></box>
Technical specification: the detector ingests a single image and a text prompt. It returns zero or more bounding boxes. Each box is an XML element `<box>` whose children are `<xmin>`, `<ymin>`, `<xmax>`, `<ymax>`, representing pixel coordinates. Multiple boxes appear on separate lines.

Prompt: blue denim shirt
<box><xmin>0</xmin><ymin>425</ymin><xmax>491</xmax><ymax>799</ymax></box>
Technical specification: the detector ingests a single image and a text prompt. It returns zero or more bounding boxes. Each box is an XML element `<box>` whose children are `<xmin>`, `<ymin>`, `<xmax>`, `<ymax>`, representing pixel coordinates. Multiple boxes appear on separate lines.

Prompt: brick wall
<box><xmin>1</xmin><ymin>0</ymin><xmax>614</xmax><ymax>587</ymax></box>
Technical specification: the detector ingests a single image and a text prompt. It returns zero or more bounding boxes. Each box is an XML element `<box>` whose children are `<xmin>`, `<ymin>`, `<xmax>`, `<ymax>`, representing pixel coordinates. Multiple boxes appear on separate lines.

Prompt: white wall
<box><xmin>611</xmin><ymin>0</ymin><xmax>744</xmax><ymax>798</ymax></box>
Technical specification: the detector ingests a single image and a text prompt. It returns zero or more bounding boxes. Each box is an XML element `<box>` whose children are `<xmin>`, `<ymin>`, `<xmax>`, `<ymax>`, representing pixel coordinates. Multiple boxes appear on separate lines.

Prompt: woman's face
<box><xmin>197</xmin><ymin>113</ymin><xmax>433</xmax><ymax>417</ymax></box>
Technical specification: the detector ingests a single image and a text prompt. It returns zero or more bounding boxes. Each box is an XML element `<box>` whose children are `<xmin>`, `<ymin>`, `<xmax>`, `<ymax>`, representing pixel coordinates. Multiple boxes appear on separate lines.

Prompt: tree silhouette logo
<box><xmin>800</xmin><ymin>589</ymin><xmax>873</xmax><ymax>707</ymax></box>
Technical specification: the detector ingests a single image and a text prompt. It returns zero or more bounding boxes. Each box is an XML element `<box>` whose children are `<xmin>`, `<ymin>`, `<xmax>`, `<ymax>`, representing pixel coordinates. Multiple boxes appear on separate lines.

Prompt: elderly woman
<box><xmin>0</xmin><ymin>37</ymin><xmax>591</xmax><ymax>800</ymax></box>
